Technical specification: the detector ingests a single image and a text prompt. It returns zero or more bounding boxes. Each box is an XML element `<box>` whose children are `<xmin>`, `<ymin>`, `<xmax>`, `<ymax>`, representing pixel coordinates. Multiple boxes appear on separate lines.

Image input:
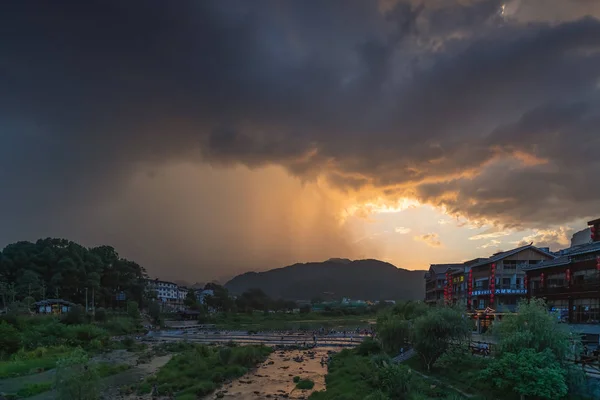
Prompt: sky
<box><xmin>2</xmin><ymin>0</ymin><xmax>600</xmax><ymax>282</ymax></box>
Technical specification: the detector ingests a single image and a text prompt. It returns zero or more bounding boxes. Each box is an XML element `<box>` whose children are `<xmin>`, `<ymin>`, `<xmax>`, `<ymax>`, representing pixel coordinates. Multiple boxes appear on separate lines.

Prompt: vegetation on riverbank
<box><xmin>310</xmin><ymin>340</ymin><xmax>467</xmax><ymax>400</ymax></box>
<box><xmin>137</xmin><ymin>343</ymin><xmax>272</xmax><ymax>398</ymax></box>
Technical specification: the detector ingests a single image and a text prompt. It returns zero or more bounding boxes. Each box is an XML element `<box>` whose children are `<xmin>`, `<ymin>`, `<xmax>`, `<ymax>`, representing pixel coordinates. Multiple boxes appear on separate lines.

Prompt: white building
<box><xmin>146</xmin><ymin>279</ymin><xmax>179</xmax><ymax>308</ymax></box>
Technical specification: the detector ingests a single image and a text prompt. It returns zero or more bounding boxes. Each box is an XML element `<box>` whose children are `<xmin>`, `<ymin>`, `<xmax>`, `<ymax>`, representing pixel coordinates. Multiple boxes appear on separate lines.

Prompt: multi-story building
<box><xmin>146</xmin><ymin>279</ymin><xmax>179</xmax><ymax>309</ymax></box>
<box><xmin>425</xmin><ymin>264</ymin><xmax>463</xmax><ymax>305</ymax></box>
<box><xmin>524</xmin><ymin>218</ymin><xmax>600</xmax><ymax>341</ymax></box>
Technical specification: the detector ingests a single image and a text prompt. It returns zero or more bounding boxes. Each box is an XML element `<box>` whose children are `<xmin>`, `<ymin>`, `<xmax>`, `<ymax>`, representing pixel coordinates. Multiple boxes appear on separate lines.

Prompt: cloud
<box><xmin>469</xmin><ymin>230</ymin><xmax>512</xmax><ymax>240</ymax></box>
<box><xmin>514</xmin><ymin>226</ymin><xmax>573</xmax><ymax>250</ymax></box>
<box><xmin>478</xmin><ymin>239</ymin><xmax>501</xmax><ymax>249</ymax></box>
<box><xmin>2</xmin><ymin>0</ymin><xmax>600</xmax><ymax>279</ymax></box>
<box><xmin>395</xmin><ymin>227</ymin><xmax>412</xmax><ymax>234</ymax></box>
<box><xmin>414</xmin><ymin>233</ymin><xmax>442</xmax><ymax>247</ymax></box>
<box><xmin>437</xmin><ymin>219</ymin><xmax>451</xmax><ymax>225</ymax></box>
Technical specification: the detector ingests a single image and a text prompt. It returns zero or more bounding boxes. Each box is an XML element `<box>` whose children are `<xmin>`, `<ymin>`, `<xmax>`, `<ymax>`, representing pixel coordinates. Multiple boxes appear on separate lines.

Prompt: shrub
<box><xmin>296</xmin><ymin>379</ymin><xmax>315</xmax><ymax>390</ymax></box>
<box><xmin>0</xmin><ymin>321</ymin><xmax>22</xmax><ymax>357</ymax></box>
<box><xmin>61</xmin><ymin>305</ymin><xmax>86</xmax><ymax>325</ymax></box>
<box><xmin>16</xmin><ymin>382</ymin><xmax>53</xmax><ymax>398</ymax></box>
<box><xmin>94</xmin><ymin>308</ymin><xmax>107</xmax><ymax>322</ymax></box>
<box><xmin>293</xmin><ymin>376</ymin><xmax>300</xmax><ymax>383</ymax></box>
<box><xmin>355</xmin><ymin>338</ymin><xmax>382</xmax><ymax>356</ymax></box>
<box><xmin>127</xmin><ymin>301</ymin><xmax>140</xmax><ymax>320</ymax></box>
<box><xmin>54</xmin><ymin>348</ymin><xmax>100</xmax><ymax>400</ymax></box>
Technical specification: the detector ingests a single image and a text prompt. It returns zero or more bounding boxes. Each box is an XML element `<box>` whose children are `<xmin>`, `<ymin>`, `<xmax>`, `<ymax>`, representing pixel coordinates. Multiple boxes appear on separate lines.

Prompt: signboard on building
<box><xmin>472</xmin><ymin>288</ymin><xmax>527</xmax><ymax>296</ymax></box>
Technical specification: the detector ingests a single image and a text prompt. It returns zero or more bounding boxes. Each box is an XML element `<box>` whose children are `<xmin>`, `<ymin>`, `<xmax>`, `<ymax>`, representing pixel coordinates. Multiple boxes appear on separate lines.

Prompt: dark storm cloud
<box><xmin>2</xmin><ymin>0</ymin><xmax>600</xmax><ymax>277</ymax></box>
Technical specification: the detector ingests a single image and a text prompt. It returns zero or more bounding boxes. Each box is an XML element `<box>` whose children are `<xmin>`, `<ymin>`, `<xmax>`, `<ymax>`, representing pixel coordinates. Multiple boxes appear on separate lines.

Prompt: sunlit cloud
<box><xmin>469</xmin><ymin>231</ymin><xmax>512</xmax><ymax>241</ymax></box>
<box><xmin>478</xmin><ymin>239</ymin><xmax>501</xmax><ymax>249</ymax></box>
<box><xmin>513</xmin><ymin>226</ymin><xmax>573</xmax><ymax>250</ymax></box>
<box><xmin>395</xmin><ymin>227</ymin><xmax>411</xmax><ymax>234</ymax></box>
<box><xmin>438</xmin><ymin>219</ymin><xmax>451</xmax><ymax>225</ymax></box>
<box><xmin>414</xmin><ymin>233</ymin><xmax>442</xmax><ymax>247</ymax></box>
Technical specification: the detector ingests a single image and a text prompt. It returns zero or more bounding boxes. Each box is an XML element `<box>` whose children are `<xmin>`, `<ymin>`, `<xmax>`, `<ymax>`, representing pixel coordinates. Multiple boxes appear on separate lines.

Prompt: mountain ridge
<box><xmin>225</xmin><ymin>259</ymin><xmax>426</xmax><ymax>301</ymax></box>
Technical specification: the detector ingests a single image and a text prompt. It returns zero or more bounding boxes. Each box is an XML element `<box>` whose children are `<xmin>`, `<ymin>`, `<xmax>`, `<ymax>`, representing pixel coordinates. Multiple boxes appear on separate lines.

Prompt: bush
<box><xmin>296</xmin><ymin>379</ymin><xmax>315</xmax><ymax>390</ymax></box>
<box><xmin>94</xmin><ymin>308</ymin><xmax>107</xmax><ymax>322</ymax></box>
<box><xmin>61</xmin><ymin>305</ymin><xmax>86</xmax><ymax>325</ymax></box>
<box><xmin>293</xmin><ymin>376</ymin><xmax>300</xmax><ymax>383</ymax></box>
<box><xmin>0</xmin><ymin>321</ymin><xmax>22</xmax><ymax>357</ymax></box>
<box><xmin>355</xmin><ymin>338</ymin><xmax>382</xmax><ymax>356</ymax></box>
<box><xmin>64</xmin><ymin>324</ymin><xmax>109</xmax><ymax>347</ymax></box>
<box><xmin>101</xmin><ymin>317</ymin><xmax>137</xmax><ymax>335</ymax></box>
<box><xmin>54</xmin><ymin>349</ymin><xmax>100</xmax><ymax>400</ymax></box>
<box><xmin>127</xmin><ymin>301</ymin><xmax>140</xmax><ymax>320</ymax></box>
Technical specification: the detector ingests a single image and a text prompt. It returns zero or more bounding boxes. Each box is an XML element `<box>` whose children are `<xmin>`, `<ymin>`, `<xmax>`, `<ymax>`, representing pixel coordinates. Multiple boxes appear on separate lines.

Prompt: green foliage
<box><xmin>143</xmin><ymin>344</ymin><xmax>272</xmax><ymax>396</ymax></box>
<box><xmin>493</xmin><ymin>298</ymin><xmax>575</xmax><ymax>363</ymax></box>
<box><xmin>54</xmin><ymin>348</ymin><xmax>101</xmax><ymax>400</ymax></box>
<box><xmin>0</xmin><ymin>320</ymin><xmax>22</xmax><ymax>357</ymax></box>
<box><xmin>0</xmin><ymin>239</ymin><xmax>147</xmax><ymax>307</ymax></box>
<box><xmin>100</xmin><ymin>316</ymin><xmax>138</xmax><ymax>335</ymax></box>
<box><xmin>376</xmin><ymin>314</ymin><xmax>411</xmax><ymax>355</ymax></box>
<box><xmin>411</xmin><ymin>306</ymin><xmax>470</xmax><ymax>371</ymax></box>
<box><xmin>296</xmin><ymin>379</ymin><xmax>315</xmax><ymax>390</ymax></box>
<box><xmin>93</xmin><ymin>307</ymin><xmax>107</xmax><ymax>322</ymax></box>
<box><xmin>61</xmin><ymin>305</ymin><xmax>86</xmax><ymax>325</ymax></box>
<box><xmin>126</xmin><ymin>301</ymin><xmax>140</xmax><ymax>320</ymax></box>
<box><xmin>0</xmin><ymin>346</ymin><xmax>73</xmax><ymax>378</ymax></box>
<box><xmin>293</xmin><ymin>376</ymin><xmax>301</xmax><ymax>383</ymax></box>
<box><xmin>94</xmin><ymin>362</ymin><xmax>130</xmax><ymax>378</ymax></box>
<box><xmin>15</xmin><ymin>382</ymin><xmax>53</xmax><ymax>398</ymax></box>
<box><xmin>355</xmin><ymin>338</ymin><xmax>383</xmax><ymax>356</ymax></box>
<box><xmin>481</xmin><ymin>348</ymin><xmax>567</xmax><ymax>399</ymax></box>
<box><xmin>148</xmin><ymin>301</ymin><xmax>162</xmax><ymax>325</ymax></box>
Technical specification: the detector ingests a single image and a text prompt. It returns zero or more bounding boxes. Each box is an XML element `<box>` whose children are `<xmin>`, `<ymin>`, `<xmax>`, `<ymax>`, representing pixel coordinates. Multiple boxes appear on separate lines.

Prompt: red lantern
<box><xmin>540</xmin><ymin>272</ymin><xmax>545</xmax><ymax>287</ymax></box>
<box><xmin>489</xmin><ymin>263</ymin><xmax>496</xmax><ymax>306</ymax></box>
<box><xmin>596</xmin><ymin>255</ymin><xmax>600</xmax><ymax>271</ymax></box>
<box><xmin>524</xmin><ymin>275</ymin><xmax>528</xmax><ymax>293</ymax></box>
<box><xmin>565</xmin><ymin>269</ymin><xmax>571</xmax><ymax>285</ymax></box>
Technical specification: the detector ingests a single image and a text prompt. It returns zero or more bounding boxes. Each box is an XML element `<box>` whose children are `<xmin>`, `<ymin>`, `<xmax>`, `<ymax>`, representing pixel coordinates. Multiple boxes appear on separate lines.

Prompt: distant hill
<box><xmin>224</xmin><ymin>259</ymin><xmax>426</xmax><ymax>301</ymax></box>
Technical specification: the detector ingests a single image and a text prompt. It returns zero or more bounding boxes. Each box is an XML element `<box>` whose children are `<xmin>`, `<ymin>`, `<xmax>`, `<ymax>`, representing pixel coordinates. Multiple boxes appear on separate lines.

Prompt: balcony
<box><xmin>532</xmin><ymin>278</ymin><xmax>600</xmax><ymax>297</ymax></box>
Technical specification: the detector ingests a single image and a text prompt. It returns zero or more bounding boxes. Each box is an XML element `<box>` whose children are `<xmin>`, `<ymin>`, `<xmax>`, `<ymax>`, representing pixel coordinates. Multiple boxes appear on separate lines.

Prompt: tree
<box><xmin>482</xmin><ymin>299</ymin><xmax>578</xmax><ymax>399</ymax></box>
<box><xmin>127</xmin><ymin>301</ymin><xmax>140</xmax><ymax>320</ymax></box>
<box><xmin>411</xmin><ymin>307</ymin><xmax>471</xmax><ymax>371</ymax></box>
<box><xmin>481</xmin><ymin>348</ymin><xmax>567</xmax><ymax>400</ymax></box>
<box><xmin>148</xmin><ymin>301</ymin><xmax>162</xmax><ymax>325</ymax></box>
<box><xmin>0</xmin><ymin>321</ymin><xmax>22</xmax><ymax>357</ymax></box>
<box><xmin>492</xmin><ymin>298</ymin><xmax>575</xmax><ymax>362</ymax></box>
<box><xmin>376</xmin><ymin>314</ymin><xmax>411</xmax><ymax>355</ymax></box>
<box><xmin>184</xmin><ymin>289</ymin><xmax>198</xmax><ymax>308</ymax></box>
<box><xmin>55</xmin><ymin>348</ymin><xmax>100</xmax><ymax>400</ymax></box>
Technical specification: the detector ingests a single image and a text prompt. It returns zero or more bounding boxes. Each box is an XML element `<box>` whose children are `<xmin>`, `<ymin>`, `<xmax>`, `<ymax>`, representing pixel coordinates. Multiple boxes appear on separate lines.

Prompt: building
<box><xmin>425</xmin><ymin>263</ymin><xmax>464</xmax><ymax>305</ymax></box>
<box><xmin>524</xmin><ymin>218</ymin><xmax>600</xmax><ymax>334</ymax></box>
<box><xmin>467</xmin><ymin>244</ymin><xmax>555</xmax><ymax>329</ymax></box>
<box><xmin>146</xmin><ymin>279</ymin><xmax>179</xmax><ymax>309</ymax></box>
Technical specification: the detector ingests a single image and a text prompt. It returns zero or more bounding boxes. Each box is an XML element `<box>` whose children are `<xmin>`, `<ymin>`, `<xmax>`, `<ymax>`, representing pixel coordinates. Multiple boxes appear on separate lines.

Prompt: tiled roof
<box><xmin>470</xmin><ymin>243</ymin><xmax>556</xmax><ymax>269</ymax></box>
<box><xmin>429</xmin><ymin>263</ymin><xmax>464</xmax><ymax>275</ymax></box>
<box><xmin>524</xmin><ymin>241</ymin><xmax>600</xmax><ymax>271</ymax></box>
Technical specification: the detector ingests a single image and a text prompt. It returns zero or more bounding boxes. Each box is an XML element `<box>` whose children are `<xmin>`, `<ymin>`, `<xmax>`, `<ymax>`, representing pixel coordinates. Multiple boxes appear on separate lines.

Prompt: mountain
<box><xmin>225</xmin><ymin>259</ymin><xmax>426</xmax><ymax>301</ymax></box>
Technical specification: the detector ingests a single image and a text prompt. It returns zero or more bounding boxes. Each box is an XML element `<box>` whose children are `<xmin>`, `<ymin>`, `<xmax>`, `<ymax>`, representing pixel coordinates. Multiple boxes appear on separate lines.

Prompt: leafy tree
<box><xmin>55</xmin><ymin>348</ymin><xmax>100</xmax><ymax>400</ymax></box>
<box><xmin>482</xmin><ymin>299</ymin><xmax>578</xmax><ymax>399</ymax></box>
<box><xmin>492</xmin><ymin>298</ymin><xmax>575</xmax><ymax>363</ymax></box>
<box><xmin>481</xmin><ymin>348</ymin><xmax>567</xmax><ymax>400</ymax></box>
<box><xmin>126</xmin><ymin>301</ymin><xmax>140</xmax><ymax>320</ymax></box>
<box><xmin>203</xmin><ymin>283</ymin><xmax>234</xmax><ymax>312</ymax></box>
<box><xmin>411</xmin><ymin>307</ymin><xmax>471</xmax><ymax>371</ymax></box>
<box><xmin>376</xmin><ymin>315</ymin><xmax>411</xmax><ymax>355</ymax></box>
<box><xmin>184</xmin><ymin>289</ymin><xmax>198</xmax><ymax>308</ymax></box>
<box><xmin>148</xmin><ymin>301</ymin><xmax>162</xmax><ymax>325</ymax></box>
<box><xmin>0</xmin><ymin>321</ymin><xmax>21</xmax><ymax>357</ymax></box>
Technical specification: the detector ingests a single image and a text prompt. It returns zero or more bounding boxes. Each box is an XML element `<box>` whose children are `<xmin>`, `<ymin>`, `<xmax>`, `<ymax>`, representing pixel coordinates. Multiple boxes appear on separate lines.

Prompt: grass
<box><xmin>14</xmin><ymin>382</ymin><xmax>53</xmax><ymax>398</ymax></box>
<box><xmin>0</xmin><ymin>346</ymin><xmax>73</xmax><ymax>378</ymax></box>
<box><xmin>141</xmin><ymin>344</ymin><xmax>273</xmax><ymax>397</ymax></box>
<box><xmin>296</xmin><ymin>379</ymin><xmax>315</xmax><ymax>390</ymax></box>
<box><xmin>95</xmin><ymin>362</ymin><xmax>131</xmax><ymax>378</ymax></box>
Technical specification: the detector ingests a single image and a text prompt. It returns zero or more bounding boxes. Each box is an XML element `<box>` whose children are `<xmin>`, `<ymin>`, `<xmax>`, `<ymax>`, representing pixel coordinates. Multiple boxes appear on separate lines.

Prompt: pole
<box><xmin>85</xmin><ymin>288</ymin><xmax>88</xmax><ymax>314</ymax></box>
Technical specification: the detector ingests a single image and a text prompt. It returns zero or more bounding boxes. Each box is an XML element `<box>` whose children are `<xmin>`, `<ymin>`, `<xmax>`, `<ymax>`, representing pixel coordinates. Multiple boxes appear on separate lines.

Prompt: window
<box><xmin>548</xmin><ymin>300</ymin><xmax>569</xmax><ymax>323</ymax></box>
<box><xmin>573</xmin><ymin>299</ymin><xmax>600</xmax><ymax>324</ymax></box>
<box><xmin>516</xmin><ymin>278</ymin><xmax>521</xmax><ymax>286</ymax></box>
<box><xmin>478</xmin><ymin>299</ymin><xmax>485</xmax><ymax>309</ymax></box>
<box><xmin>502</xmin><ymin>278</ymin><xmax>511</xmax><ymax>286</ymax></box>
